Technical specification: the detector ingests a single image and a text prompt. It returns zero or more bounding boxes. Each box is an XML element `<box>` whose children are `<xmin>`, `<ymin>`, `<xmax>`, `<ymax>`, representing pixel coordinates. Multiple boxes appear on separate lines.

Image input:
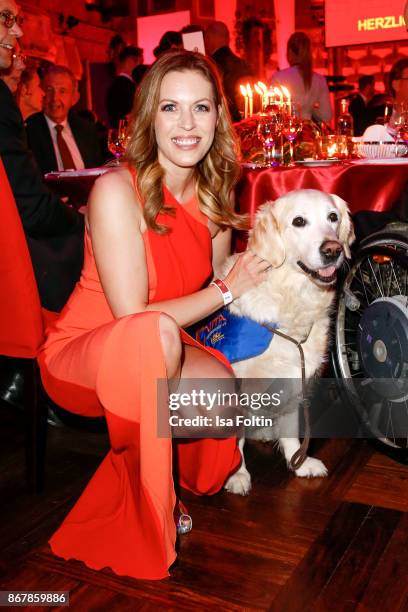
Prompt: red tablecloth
<box><xmin>236</xmin><ymin>162</ymin><xmax>408</xmax><ymax>218</ymax></box>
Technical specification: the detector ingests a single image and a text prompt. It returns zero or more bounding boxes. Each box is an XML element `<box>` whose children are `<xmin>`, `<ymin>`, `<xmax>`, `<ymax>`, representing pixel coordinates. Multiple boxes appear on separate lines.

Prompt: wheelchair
<box><xmin>331</xmin><ymin>222</ymin><xmax>408</xmax><ymax>464</ymax></box>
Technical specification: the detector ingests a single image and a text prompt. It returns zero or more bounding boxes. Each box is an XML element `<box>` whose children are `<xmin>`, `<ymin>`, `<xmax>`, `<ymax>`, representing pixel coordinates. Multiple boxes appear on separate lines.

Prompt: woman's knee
<box><xmin>158</xmin><ymin>313</ymin><xmax>182</xmax><ymax>372</ymax></box>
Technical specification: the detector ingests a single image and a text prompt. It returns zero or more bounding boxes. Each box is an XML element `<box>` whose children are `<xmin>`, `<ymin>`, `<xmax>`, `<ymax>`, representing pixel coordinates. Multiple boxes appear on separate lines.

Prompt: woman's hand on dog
<box><xmin>224</xmin><ymin>251</ymin><xmax>271</xmax><ymax>299</ymax></box>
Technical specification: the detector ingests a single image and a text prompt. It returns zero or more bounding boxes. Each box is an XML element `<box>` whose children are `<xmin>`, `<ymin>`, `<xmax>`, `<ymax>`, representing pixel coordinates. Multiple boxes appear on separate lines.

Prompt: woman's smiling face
<box><xmin>154</xmin><ymin>69</ymin><xmax>218</xmax><ymax>174</ymax></box>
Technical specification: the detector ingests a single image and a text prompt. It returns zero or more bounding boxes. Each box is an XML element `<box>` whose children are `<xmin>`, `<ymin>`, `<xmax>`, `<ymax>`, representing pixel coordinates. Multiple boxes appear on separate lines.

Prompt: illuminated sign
<box><xmin>325</xmin><ymin>0</ymin><xmax>407</xmax><ymax>46</ymax></box>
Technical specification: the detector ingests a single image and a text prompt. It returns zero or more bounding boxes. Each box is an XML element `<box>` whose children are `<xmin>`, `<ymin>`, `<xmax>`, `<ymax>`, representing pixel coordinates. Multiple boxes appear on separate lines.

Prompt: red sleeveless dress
<box><xmin>38</xmin><ymin>173</ymin><xmax>240</xmax><ymax>580</ymax></box>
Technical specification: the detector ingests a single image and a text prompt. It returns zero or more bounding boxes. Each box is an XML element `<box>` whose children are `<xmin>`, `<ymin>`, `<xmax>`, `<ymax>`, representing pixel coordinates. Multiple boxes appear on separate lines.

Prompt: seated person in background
<box><xmin>106</xmin><ymin>46</ymin><xmax>143</xmax><ymax>128</ymax></box>
<box><xmin>0</xmin><ymin>42</ymin><xmax>25</xmax><ymax>94</ymax></box>
<box><xmin>0</xmin><ymin>4</ymin><xmax>84</xmax><ymax>313</ymax></box>
<box><xmin>25</xmin><ymin>65</ymin><xmax>104</xmax><ymax>175</ymax></box>
<box><xmin>204</xmin><ymin>21</ymin><xmax>253</xmax><ymax>122</ymax></box>
<box><xmin>17</xmin><ymin>67</ymin><xmax>44</xmax><ymax>119</ymax></box>
<box><xmin>349</xmin><ymin>75</ymin><xmax>375</xmax><ymax>136</ymax></box>
<box><xmin>271</xmin><ymin>31</ymin><xmax>332</xmax><ymax>124</ymax></box>
<box><xmin>38</xmin><ymin>49</ymin><xmax>266</xmax><ymax>581</ymax></box>
<box><xmin>363</xmin><ymin>59</ymin><xmax>408</xmax><ymax>140</ymax></box>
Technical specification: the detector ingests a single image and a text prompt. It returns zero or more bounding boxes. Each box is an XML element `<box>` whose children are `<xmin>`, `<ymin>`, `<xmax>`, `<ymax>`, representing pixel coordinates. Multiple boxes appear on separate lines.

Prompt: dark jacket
<box><xmin>25</xmin><ymin>110</ymin><xmax>104</xmax><ymax>175</ymax></box>
<box><xmin>349</xmin><ymin>93</ymin><xmax>369</xmax><ymax>137</ymax></box>
<box><xmin>0</xmin><ymin>80</ymin><xmax>84</xmax><ymax>311</ymax></box>
<box><xmin>106</xmin><ymin>74</ymin><xmax>136</xmax><ymax>128</ymax></box>
<box><xmin>211</xmin><ymin>46</ymin><xmax>253</xmax><ymax>122</ymax></box>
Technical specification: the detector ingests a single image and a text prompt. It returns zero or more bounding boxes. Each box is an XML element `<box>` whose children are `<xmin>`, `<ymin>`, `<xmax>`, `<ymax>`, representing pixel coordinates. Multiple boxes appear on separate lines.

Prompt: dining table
<box><xmin>234</xmin><ymin>159</ymin><xmax>408</xmax><ymax>250</ymax></box>
<box><xmin>44</xmin><ymin>160</ymin><xmax>408</xmax><ymax>239</ymax></box>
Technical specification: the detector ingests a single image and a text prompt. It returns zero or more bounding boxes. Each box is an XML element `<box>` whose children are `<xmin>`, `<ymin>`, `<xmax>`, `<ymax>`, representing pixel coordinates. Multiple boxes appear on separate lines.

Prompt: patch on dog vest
<box><xmin>187</xmin><ymin>308</ymin><xmax>276</xmax><ymax>363</ymax></box>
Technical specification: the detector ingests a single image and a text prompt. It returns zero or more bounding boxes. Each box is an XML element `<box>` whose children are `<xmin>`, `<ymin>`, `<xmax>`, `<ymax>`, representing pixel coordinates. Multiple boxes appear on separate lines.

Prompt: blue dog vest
<box><xmin>187</xmin><ymin>308</ymin><xmax>276</xmax><ymax>363</ymax></box>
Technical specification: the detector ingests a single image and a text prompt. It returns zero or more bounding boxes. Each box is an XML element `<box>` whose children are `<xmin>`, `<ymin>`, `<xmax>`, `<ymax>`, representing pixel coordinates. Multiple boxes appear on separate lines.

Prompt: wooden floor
<box><xmin>1</xmin><ymin>402</ymin><xmax>408</xmax><ymax>611</ymax></box>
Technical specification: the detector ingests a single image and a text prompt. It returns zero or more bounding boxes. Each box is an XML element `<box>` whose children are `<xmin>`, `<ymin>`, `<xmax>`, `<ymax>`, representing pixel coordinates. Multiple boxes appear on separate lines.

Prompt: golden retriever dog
<box><xmin>223</xmin><ymin>189</ymin><xmax>355</xmax><ymax>494</ymax></box>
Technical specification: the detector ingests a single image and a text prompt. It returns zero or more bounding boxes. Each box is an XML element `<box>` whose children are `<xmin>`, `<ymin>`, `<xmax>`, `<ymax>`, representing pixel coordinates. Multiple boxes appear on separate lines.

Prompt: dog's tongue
<box><xmin>318</xmin><ymin>266</ymin><xmax>336</xmax><ymax>277</ymax></box>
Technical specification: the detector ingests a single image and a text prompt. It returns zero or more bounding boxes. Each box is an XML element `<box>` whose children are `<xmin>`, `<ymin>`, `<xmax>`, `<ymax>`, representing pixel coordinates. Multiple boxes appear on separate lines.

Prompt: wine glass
<box><xmin>281</xmin><ymin>111</ymin><xmax>303</xmax><ymax>166</ymax></box>
<box><xmin>257</xmin><ymin>113</ymin><xmax>281</xmax><ymax>167</ymax></box>
<box><xmin>387</xmin><ymin>103</ymin><xmax>408</xmax><ymax>157</ymax></box>
<box><xmin>107</xmin><ymin>118</ymin><xmax>129</xmax><ymax>163</ymax></box>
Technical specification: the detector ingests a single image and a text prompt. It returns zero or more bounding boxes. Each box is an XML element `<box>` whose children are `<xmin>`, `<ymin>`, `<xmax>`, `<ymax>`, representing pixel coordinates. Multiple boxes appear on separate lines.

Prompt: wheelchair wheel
<box><xmin>332</xmin><ymin>223</ymin><xmax>408</xmax><ymax>463</ymax></box>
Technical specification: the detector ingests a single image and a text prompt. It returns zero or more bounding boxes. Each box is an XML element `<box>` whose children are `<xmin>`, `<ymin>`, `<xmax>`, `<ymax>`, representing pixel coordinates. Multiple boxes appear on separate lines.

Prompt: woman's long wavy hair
<box><xmin>126</xmin><ymin>49</ymin><xmax>247</xmax><ymax>234</ymax></box>
<box><xmin>287</xmin><ymin>32</ymin><xmax>313</xmax><ymax>91</ymax></box>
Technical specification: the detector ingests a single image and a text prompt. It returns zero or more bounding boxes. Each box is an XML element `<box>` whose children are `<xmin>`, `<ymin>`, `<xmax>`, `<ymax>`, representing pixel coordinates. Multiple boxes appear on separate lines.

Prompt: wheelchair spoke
<box><xmin>367</xmin><ymin>258</ymin><xmax>384</xmax><ymax>297</ymax></box>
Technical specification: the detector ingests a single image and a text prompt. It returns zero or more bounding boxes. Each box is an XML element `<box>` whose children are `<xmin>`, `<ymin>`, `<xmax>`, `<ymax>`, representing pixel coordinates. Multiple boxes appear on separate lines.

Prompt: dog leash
<box><xmin>262</xmin><ymin>324</ymin><xmax>312</xmax><ymax>471</ymax></box>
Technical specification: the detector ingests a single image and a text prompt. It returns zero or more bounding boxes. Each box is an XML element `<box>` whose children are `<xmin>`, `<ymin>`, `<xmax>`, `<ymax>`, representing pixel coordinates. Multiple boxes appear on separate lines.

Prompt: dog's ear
<box><xmin>247</xmin><ymin>201</ymin><xmax>286</xmax><ymax>267</ymax></box>
<box><xmin>330</xmin><ymin>194</ymin><xmax>355</xmax><ymax>258</ymax></box>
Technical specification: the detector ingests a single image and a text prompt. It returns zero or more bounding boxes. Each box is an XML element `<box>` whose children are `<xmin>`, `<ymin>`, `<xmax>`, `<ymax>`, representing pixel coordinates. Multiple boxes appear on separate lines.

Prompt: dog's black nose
<box><xmin>320</xmin><ymin>240</ymin><xmax>343</xmax><ymax>263</ymax></box>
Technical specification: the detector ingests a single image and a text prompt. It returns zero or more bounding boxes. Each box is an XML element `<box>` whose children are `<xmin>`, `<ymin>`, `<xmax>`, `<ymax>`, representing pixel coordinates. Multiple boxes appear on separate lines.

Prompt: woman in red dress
<box><xmin>38</xmin><ymin>50</ymin><xmax>269</xmax><ymax>580</ymax></box>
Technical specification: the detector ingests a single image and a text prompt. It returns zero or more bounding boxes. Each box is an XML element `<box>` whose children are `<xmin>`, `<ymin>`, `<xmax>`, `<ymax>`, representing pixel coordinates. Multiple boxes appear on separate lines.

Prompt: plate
<box><xmin>241</xmin><ymin>161</ymin><xmax>267</xmax><ymax>169</ymax></box>
<box><xmin>45</xmin><ymin>167</ymin><xmax>109</xmax><ymax>179</ymax></box>
<box><xmin>295</xmin><ymin>159</ymin><xmax>341</xmax><ymax>167</ymax></box>
<box><xmin>351</xmin><ymin>157</ymin><xmax>408</xmax><ymax>165</ymax></box>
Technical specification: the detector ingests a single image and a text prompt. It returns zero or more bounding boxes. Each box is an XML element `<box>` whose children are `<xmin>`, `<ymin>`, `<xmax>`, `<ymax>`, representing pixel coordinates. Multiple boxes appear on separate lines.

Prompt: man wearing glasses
<box><xmin>0</xmin><ymin>1</ymin><xmax>22</xmax><ymax>69</ymax></box>
<box><xmin>0</xmin><ymin>0</ymin><xmax>84</xmax><ymax>313</ymax></box>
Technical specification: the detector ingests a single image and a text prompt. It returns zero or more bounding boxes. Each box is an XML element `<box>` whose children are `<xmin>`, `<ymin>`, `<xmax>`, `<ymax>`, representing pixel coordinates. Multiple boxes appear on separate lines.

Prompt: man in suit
<box><xmin>0</xmin><ymin>0</ymin><xmax>84</xmax><ymax>408</ymax></box>
<box><xmin>25</xmin><ymin>65</ymin><xmax>103</xmax><ymax>175</ymax></box>
<box><xmin>204</xmin><ymin>21</ymin><xmax>253</xmax><ymax>123</ymax></box>
<box><xmin>349</xmin><ymin>75</ymin><xmax>375</xmax><ymax>136</ymax></box>
<box><xmin>106</xmin><ymin>45</ymin><xmax>143</xmax><ymax>128</ymax></box>
<box><xmin>0</xmin><ymin>5</ymin><xmax>83</xmax><ymax>312</ymax></box>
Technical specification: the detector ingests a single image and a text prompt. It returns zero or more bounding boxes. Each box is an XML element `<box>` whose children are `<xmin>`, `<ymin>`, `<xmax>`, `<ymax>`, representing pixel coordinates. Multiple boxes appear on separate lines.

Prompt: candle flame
<box><xmin>246</xmin><ymin>83</ymin><xmax>253</xmax><ymax>97</ymax></box>
<box><xmin>254</xmin><ymin>84</ymin><xmax>262</xmax><ymax>95</ymax></box>
<box><xmin>257</xmin><ymin>81</ymin><xmax>267</xmax><ymax>91</ymax></box>
<box><xmin>273</xmin><ymin>87</ymin><xmax>283</xmax><ymax>98</ymax></box>
<box><xmin>240</xmin><ymin>84</ymin><xmax>247</xmax><ymax>96</ymax></box>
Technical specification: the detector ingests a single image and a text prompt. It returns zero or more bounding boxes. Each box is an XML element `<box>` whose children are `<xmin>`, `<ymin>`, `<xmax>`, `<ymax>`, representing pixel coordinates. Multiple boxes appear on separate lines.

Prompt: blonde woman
<box><xmin>38</xmin><ymin>50</ymin><xmax>269</xmax><ymax>580</ymax></box>
<box><xmin>271</xmin><ymin>31</ymin><xmax>332</xmax><ymax>123</ymax></box>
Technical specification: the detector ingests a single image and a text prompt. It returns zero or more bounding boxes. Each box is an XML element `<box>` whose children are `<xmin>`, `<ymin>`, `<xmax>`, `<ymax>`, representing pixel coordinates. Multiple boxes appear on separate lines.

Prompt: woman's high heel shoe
<box><xmin>175</xmin><ymin>500</ymin><xmax>192</xmax><ymax>535</ymax></box>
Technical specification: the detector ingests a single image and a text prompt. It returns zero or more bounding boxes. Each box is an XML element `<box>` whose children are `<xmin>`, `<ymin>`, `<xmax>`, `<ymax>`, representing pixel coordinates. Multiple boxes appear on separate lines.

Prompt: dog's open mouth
<box><xmin>297</xmin><ymin>261</ymin><xmax>337</xmax><ymax>284</ymax></box>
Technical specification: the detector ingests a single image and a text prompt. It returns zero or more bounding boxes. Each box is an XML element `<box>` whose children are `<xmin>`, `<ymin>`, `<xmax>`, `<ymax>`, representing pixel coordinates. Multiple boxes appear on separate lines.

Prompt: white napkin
<box><xmin>361</xmin><ymin>124</ymin><xmax>393</xmax><ymax>142</ymax></box>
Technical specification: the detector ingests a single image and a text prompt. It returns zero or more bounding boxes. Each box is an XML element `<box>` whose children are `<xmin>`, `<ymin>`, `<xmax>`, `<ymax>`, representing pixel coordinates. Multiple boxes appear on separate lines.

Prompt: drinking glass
<box><xmin>257</xmin><ymin>113</ymin><xmax>281</xmax><ymax>167</ymax></box>
<box><xmin>107</xmin><ymin>118</ymin><xmax>129</xmax><ymax>163</ymax></box>
<box><xmin>281</xmin><ymin>112</ymin><xmax>303</xmax><ymax>166</ymax></box>
<box><xmin>387</xmin><ymin>104</ymin><xmax>408</xmax><ymax>157</ymax></box>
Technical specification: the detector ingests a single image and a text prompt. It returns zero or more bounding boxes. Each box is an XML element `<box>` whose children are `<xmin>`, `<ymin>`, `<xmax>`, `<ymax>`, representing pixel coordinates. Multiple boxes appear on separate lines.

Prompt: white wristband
<box><xmin>210</xmin><ymin>278</ymin><xmax>233</xmax><ymax>306</ymax></box>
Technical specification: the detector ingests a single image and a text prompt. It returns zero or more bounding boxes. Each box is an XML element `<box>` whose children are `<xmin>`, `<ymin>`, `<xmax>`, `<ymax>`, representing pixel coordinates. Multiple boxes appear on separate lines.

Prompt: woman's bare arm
<box><xmin>211</xmin><ymin>225</ymin><xmax>232</xmax><ymax>276</ymax></box>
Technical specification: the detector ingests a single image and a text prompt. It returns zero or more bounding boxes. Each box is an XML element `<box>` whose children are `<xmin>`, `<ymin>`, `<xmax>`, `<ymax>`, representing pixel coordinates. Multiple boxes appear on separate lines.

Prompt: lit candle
<box><xmin>257</xmin><ymin>81</ymin><xmax>267</xmax><ymax>110</ymax></box>
<box><xmin>246</xmin><ymin>83</ymin><xmax>253</xmax><ymax>117</ymax></box>
<box><xmin>254</xmin><ymin>84</ymin><xmax>264</xmax><ymax>113</ymax></box>
<box><xmin>281</xmin><ymin>85</ymin><xmax>291</xmax><ymax>115</ymax></box>
<box><xmin>273</xmin><ymin>87</ymin><xmax>284</xmax><ymax>107</ymax></box>
<box><xmin>240</xmin><ymin>84</ymin><xmax>248</xmax><ymax>119</ymax></box>
<box><xmin>266</xmin><ymin>87</ymin><xmax>275</xmax><ymax>108</ymax></box>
